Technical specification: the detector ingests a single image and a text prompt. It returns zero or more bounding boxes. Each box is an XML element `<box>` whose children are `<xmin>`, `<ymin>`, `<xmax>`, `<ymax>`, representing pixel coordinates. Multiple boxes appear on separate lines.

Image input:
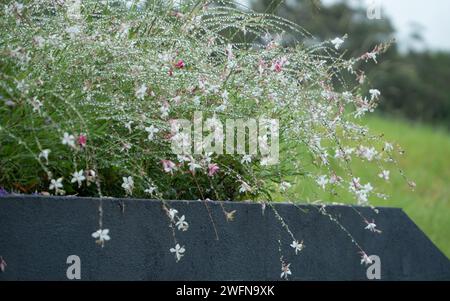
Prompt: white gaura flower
<box><xmin>177</xmin><ymin>155</ymin><xmax>191</xmax><ymax>163</ymax></box>
<box><xmin>316</xmin><ymin>175</ymin><xmax>328</xmax><ymax>190</ymax></box>
<box><xmin>335</xmin><ymin>147</ymin><xmax>354</xmax><ymax>160</ymax></box>
<box><xmin>62</xmin><ymin>132</ymin><xmax>75</xmax><ymax>148</ymax></box>
<box><xmin>135</xmin><ymin>84</ymin><xmax>147</xmax><ymax>100</ymax></box>
<box><xmin>365</xmin><ymin>221</ymin><xmax>382</xmax><ymax>234</ymax></box>
<box><xmin>49</xmin><ymin>177</ymin><xmax>65</xmax><ymax>195</ymax></box>
<box><xmin>329</xmin><ymin>174</ymin><xmax>343</xmax><ymax>185</ymax></box>
<box><xmin>290</xmin><ymin>240</ymin><xmax>304</xmax><ymax>255</ymax></box>
<box><xmin>384</xmin><ymin>142</ymin><xmax>394</xmax><ymax>152</ymax></box>
<box><xmin>349</xmin><ymin>177</ymin><xmax>362</xmax><ymax>192</ymax></box>
<box><xmin>187</xmin><ymin>160</ymin><xmax>201</xmax><ymax>173</ymax></box>
<box><xmin>168</xmin><ymin>208</ymin><xmax>178</xmax><ymax>221</ymax></box>
<box><xmin>124</xmin><ymin>121</ymin><xmax>133</xmax><ymax>133</ymax></box>
<box><xmin>145</xmin><ymin>125</ymin><xmax>159</xmax><ymax>140</ymax></box>
<box><xmin>160</xmin><ymin>104</ymin><xmax>170</xmax><ymax>118</ymax></box>
<box><xmin>280</xmin><ymin>263</ymin><xmax>292</xmax><ymax>280</ymax></box>
<box><xmin>378</xmin><ymin>170</ymin><xmax>390</xmax><ymax>181</ymax></box>
<box><xmin>239</xmin><ymin>181</ymin><xmax>251</xmax><ymax>194</ymax></box>
<box><xmin>363</xmin><ymin>183</ymin><xmax>373</xmax><ymax>194</ymax></box>
<box><xmin>175</xmin><ymin>215</ymin><xmax>189</xmax><ymax>231</ymax></box>
<box><xmin>186</xmin><ymin>158</ymin><xmax>201</xmax><ymax>173</ymax></box>
<box><xmin>39</xmin><ymin>149</ymin><xmax>50</xmax><ymax>164</ymax></box>
<box><xmin>241</xmin><ymin>155</ymin><xmax>252</xmax><ymax>164</ymax></box>
<box><xmin>30</xmin><ymin>97</ymin><xmax>42</xmax><ymax>113</ymax></box>
<box><xmin>49</xmin><ymin>177</ymin><xmax>63</xmax><ymax>191</ymax></box>
<box><xmin>369</xmin><ymin>89</ymin><xmax>381</xmax><ymax>100</ymax></box>
<box><xmin>331</xmin><ymin>37</ymin><xmax>345</xmax><ymax>50</ymax></box>
<box><xmin>360</xmin><ymin>252</ymin><xmax>373</xmax><ymax>266</ymax></box>
<box><xmin>71</xmin><ymin>170</ymin><xmax>86</xmax><ymax>188</ymax></box>
<box><xmin>170</xmin><ymin>244</ymin><xmax>185</xmax><ymax>262</ymax></box>
<box><xmin>92</xmin><ymin>229</ymin><xmax>110</xmax><ymax>247</ymax></box>
<box><xmin>280</xmin><ymin>181</ymin><xmax>291</xmax><ymax>192</ymax></box>
<box><xmin>357</xmin><ymin>146</ymin><xmax>378</xmax><ymax>161</ymax></box>
<box><xmin>144</xmin><ymin>185</ymin><xmax>157</xmax><ymax>195</ymax></box>
<box><xmin>121</xmin><ymin>176</ymin><xmax>134</xmax><ymax>195</ymax></box>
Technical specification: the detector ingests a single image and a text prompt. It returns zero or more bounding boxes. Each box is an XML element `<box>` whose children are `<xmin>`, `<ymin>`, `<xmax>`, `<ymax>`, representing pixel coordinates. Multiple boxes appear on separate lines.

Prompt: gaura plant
<box><xmin>0</xmin><ymin>0</ymin><xmax>413</xmax><ymax>278</ymax></box>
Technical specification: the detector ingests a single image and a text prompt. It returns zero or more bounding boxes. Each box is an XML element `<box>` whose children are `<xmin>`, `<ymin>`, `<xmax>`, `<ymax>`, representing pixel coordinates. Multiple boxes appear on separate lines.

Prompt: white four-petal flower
<box><xmin>316</xmin><ymin>175</ymin><xmax>328</xmax><ymax>190</ymax></box>
<box><xmin>39</xmin><ymin>149</ymin><xmax>51</xmax><ymax>164</ymax></box>
<box><xmin>280</xmin><ymin>181</ymin><xmax>291</xmax><ymax>192</ymax></box>
<box><xmin>175</xmin><ymin>215</ymin><xmax>189</xmax><ymax>231</ymax></box>
<box><xmin>241</xmin><ymin>155</ymin><xmax>252</xmax><ymax>164</ymax></box>
<box><xmin>71</xmin><ymin>170</ymin><xmax>86</xmax><ymax>187</ymax></box>
<box><xmin>378</xmin><ymin>170</ymin><xmax>390</xmax><ymax>181</ymax></box>
<box><xmin>121</xmin><ymin>176</ymin><xmax>134</xmax><ymax>195</ymax></box>
<box><xmin>170</xmin><ymin>244</ymin><xmax>185</xmax><ymax>262</ymax></box>
<box><xmin>145</xmin><ymin>125</ymin><xmax>159</xmax><ymax>140</ymax></box>
<box><xmin>365</xmin><ymin>221</ymin><xmax>382</xmax><ymax>233</ymax></box>
<box><xmin>280</xmin><ymin>263</ymin><xmax>292</xmax><ymax>280</ymax></box>
<box><xmin>62</xmin><ymin>132</ymin><xmax>75</xmax><ymax>148</ymax></box>
<box><xmin>168</xmin><ymin>208</ymin><xmax>178</xmax><ymax>221</ymax></box>
<box><xmin>290</xmin><ymin>240</ymin><xmax>304</xmax><ymax>255</ymax></box>
<box><xmin>92</xmin><ymin>229</ymin><xmax>111</xmax><ymax>247</ymax></box>
<box><xmin>144</xmin><ymin>185</ymin><xmax>157</xmax><ymax>195</ymax></box>
<box><xmin>331</xmin><ymin>37</ymin><xmax>345</xmax><ymax>50</ymax></box>
<box><xmin>49</xmin><ymin>177</ymin><xmax>63</xmax><ymax>191</ymax></box>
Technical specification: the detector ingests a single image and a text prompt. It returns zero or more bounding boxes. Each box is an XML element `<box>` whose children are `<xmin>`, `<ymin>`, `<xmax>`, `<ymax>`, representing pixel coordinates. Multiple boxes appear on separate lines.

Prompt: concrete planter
<box><xmin>0</xmin><ymin>195</ymin><xmax>449</xmax><ymax>280</ymax></box>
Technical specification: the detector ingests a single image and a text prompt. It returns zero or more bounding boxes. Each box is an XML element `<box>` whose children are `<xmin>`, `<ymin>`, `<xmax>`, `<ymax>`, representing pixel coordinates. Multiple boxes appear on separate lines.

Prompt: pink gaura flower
<box><xmin>208</xmin><ymin>163</ymin><xmax>220</xmax><ymax>177</ymax></box>
<box><xmin>162</xmin><ymin>160</ymin><xmax>177</xmax><ymax>173</ymax></box>
<box><xmin>77</xmin><ymin>134</ymin><xmax>87</xmax><ymax>147</ymax></box>
<box><xmin>174</xmin><ymin>59</ymin><xmax>185</xmax><ymax>69</ymax></box>
<box><xmin>272</xmin><ymin>56</ymin><xmax>288</xmax><ymax>73</ymax></box>
<box><xmin>274</xmin><ymin>62</ymin><xmax>282</xmax><ymax>73</ymax></box>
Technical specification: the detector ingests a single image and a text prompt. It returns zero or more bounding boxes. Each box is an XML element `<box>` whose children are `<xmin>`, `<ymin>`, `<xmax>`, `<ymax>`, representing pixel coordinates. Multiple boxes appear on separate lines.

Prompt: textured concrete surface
<box><xmin>0</xmin><ymin>195</ymin><xmax>449</xmax><ymax>280</ymax></box>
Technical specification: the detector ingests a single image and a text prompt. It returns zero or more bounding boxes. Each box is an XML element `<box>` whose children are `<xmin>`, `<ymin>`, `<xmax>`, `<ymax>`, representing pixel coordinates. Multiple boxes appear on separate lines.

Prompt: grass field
<box><xmin>283</xmin><ymin>116</ymin><xmax>450</xmax><ymax>258</ymax></box>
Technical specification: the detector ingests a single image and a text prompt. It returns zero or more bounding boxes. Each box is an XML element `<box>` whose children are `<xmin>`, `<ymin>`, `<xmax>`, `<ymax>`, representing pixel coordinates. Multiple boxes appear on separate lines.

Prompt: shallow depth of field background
<box><xmin>247</xmin><ymin>0</ymin><xmax>450</xmax><ymax>257</ymax></box>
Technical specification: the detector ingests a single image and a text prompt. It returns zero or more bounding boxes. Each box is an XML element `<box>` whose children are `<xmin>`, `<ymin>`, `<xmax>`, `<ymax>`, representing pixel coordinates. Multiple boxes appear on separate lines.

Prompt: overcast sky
<box><xmin>321</xmin><ymin>0</ymin><xmax>450</xmax><ymax>52</ymax></box>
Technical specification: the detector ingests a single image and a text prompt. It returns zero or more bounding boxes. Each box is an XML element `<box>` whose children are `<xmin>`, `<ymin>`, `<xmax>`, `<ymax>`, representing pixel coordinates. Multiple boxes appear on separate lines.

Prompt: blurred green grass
<box><xmin>281</xmin><ymin>116</ymin><xmax>450</xmax><ymax>258</ymax></box>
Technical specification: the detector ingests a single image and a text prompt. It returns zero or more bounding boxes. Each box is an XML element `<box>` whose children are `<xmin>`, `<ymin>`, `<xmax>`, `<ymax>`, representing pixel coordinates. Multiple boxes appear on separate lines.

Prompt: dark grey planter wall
<box><xmin>0</xmin><ymin>196</ymin><xmax>449</xmax><ymax>281</ymax></box>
